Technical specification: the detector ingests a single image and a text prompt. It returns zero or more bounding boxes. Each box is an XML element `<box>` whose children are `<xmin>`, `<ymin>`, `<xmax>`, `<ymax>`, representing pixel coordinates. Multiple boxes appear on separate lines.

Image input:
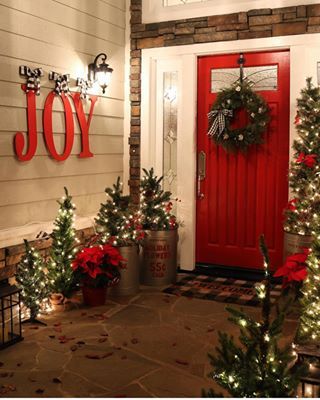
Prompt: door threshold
<box><xmin>179</xmin><ymin>263</ymin><xmax>281</xmax><ymax>283</ymax></box>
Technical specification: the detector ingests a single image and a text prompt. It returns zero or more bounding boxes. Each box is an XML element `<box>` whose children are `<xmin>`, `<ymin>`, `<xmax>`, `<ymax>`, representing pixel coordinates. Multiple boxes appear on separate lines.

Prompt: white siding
<box><xmin>0</xmin><ymin>0</ymin><xmax>125</xmax><ymax>231</ymax></box>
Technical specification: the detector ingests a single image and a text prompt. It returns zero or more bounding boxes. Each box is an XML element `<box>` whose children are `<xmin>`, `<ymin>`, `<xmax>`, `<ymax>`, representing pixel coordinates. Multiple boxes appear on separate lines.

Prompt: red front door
<box><xmin>196</xmin><ymin>50</ymin><xmax>290</xmax><ymax>270</ymax></box>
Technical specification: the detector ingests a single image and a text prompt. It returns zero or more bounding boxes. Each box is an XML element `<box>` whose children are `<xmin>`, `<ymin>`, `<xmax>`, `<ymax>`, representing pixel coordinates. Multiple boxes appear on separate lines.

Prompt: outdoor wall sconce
<box><xmin>88</xmin><ymin>53</ymin><xmax>113</xmax><ymax>94</ymax></box>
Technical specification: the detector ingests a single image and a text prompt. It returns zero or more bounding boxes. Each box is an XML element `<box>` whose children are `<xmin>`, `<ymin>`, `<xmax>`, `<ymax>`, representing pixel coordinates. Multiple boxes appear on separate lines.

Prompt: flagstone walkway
<box><xmin>0</xmin><ymin>285</ymin><xmax>298</xmax><ymax>398</ymax></box>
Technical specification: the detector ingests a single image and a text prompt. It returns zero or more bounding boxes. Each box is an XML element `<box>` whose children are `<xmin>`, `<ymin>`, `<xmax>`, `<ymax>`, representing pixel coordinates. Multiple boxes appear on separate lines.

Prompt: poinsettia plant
<box><xmin>274</xmin><ymin>248</ymin><xmax>309</xmax><ymax>295</ymax></box>
<box><xmin>72</xmin><ymin>244</ymin><xmax>125</xmax><ymax>288</ymax></box>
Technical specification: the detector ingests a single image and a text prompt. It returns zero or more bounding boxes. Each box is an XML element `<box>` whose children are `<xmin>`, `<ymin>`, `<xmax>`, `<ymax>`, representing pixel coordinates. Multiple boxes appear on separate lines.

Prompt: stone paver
<box><xmin>0</xmin><ymin>285</ymin><xmax>297</xmax><ymax>397</ymax></box>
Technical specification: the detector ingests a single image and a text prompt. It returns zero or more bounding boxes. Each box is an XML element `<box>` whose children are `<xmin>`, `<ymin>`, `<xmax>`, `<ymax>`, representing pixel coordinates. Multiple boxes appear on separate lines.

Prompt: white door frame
<box><xmin>140</xmin><ymin>33</ymin><xmax>320</xmax><ymax>271</ymax></box>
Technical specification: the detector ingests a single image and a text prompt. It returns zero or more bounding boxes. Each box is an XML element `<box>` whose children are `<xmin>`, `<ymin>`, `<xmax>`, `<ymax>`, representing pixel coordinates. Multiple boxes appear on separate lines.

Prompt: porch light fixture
<box><xmin>88</xmin><ymin>53</ymin><xmax>113</xmax><ymax>94</ymax></box>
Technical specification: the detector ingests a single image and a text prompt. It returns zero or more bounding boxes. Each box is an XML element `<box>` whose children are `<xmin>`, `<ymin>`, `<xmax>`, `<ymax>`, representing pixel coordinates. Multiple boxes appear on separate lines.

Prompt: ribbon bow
<box><xmin>49</xmin><ymin>71</ymin><xmax>70</xmax><ymax>95</ymax></box>
<box><xmin>207</xmin><ymin>109</ymin><xmax>233</xmax><ymax>138</ymax></box>
<box><xmin>19</xmin><ymin>65</ymin><xmax>44</xmax><ymax>95</ymax></box>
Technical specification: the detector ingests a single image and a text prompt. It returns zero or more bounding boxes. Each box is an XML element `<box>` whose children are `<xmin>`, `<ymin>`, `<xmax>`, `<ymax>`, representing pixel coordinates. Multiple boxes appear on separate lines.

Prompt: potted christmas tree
<box><xmin>16</xmin><ymin>240</ymin><xmax>48</xmax><ymax>324</ymax></box>
<box><xmin>46</xmin><ymin>187</ymin><xmax>79</xmax><ymax>311</ymax></box>
<box><xmin>95</xmin><ymin>177</ymin><xmax>144</xmax><ymax>296</ymax></box>
<box><xmin>284</xmin><ymin>78</ymin><xmax>320</xmax><ymax>257</ymax></box>
<box><xmin>204</xmin><ymin>236</ymin><xmax>305</xmax><ymax>397</ymax></box>
<box><xmin>139</xmin><ymin>168</ymin><xmax>178</xmax><ymax>286</ymax></box>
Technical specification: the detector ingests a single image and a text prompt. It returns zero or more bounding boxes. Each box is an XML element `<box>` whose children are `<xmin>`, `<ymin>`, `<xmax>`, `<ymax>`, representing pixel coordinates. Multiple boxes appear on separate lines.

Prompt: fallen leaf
<box><xmin>85</xmin><ymin>352</ymin><xmax>113</xmax><ymax>360</ymax></box>
<box><xmin>28</xmin><ymin>377</ymin><xmax>37</xmax><ymax>383</ymax></box>
<box><xmin>207</xmin><ymin>328</ymin><xmax>215</xmax><ymax>333</ymax></box>
<box><xmin>175</xmin><ymin>359</ymin><xmax>189</xmax><ymax>366</ymax></box>
<box><xmin>52</xmin><ymin>378</ymin><xmax>61</xmax><ymax>384</ymax></box>
<box><xmin>0</xmin><ymin>384</ymin><xmax>16</xmax><ymax>394</ymax></box>
<box><xmin>100</xmin><ymin>333</ymin><xmax>109</xmax><ymax>337</ymax></box>
<box><xmin>131</xmin><ymin>338</ymin><xmax>139</xmax><ymax>345</ymax></box>
<box><xmin>53</xmin><ymin>323</ymin><xmax>61</xmax><ymax>327</ymax></box>
<box><xmin>48</xmin><ymin>335</ymin><xmax>55</xmax><ymax>339</ymax></box>
<box><xmin>184</xmin><ymin>326</ymin><xmax>191</xmax><ymax>331</ymax></box>
<box><xmin>76</xmin><ymin>341</ymin><xmax>85</xmax><ymax>345</ymax></box>
<box><xmin>172</xmin><ymin>342</ymin><xmax>177</xmax><ymax>347</ymax></box>
<box><xmin>70</xmin><ymin>345</ymin><xmax>78</xmax><ymax>352</ymax></box>
<box><xmin>98</xmin><ymin>338</ymin><xmax>108</xmax><ymax>343</ymax></box>
<box><xmin>29</xmin><ymin>326</ymin><xmax>39</xmax><ymax>330</ymax></box>
<box><xmin>35</xmin><ymin>388</ymin><xmax>45</xmax><ymax>394</ymax></box>
<box><xmin>17</xmin><ymin>363</ymin><xmax>22</xmax><ymax>367</ymax></box>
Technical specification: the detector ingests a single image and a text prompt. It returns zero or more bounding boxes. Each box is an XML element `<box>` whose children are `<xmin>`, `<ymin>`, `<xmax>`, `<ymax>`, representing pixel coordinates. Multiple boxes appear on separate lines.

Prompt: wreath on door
<box><xmin>207</xmin><ymin>79</ymin><xmax>270</xmax><ymax>152</ymax></box>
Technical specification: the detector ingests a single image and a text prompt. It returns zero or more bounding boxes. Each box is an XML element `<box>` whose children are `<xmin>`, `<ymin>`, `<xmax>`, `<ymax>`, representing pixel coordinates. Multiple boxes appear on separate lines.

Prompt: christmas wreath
<box><xmin>207</xmin><ymin>79</ymin><xmax>270</xmax><ymax>152</ymax></box>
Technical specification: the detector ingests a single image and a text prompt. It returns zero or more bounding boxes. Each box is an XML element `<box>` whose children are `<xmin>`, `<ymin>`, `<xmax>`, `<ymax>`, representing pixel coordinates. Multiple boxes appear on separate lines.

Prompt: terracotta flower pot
<box><xmin>50</xmin><ymin>293</ymin><xmax>72</xmax><ymax>312</ymax></box>
<box><xmin>82</xmin><ymin>285</ymin><xmax>107</xmax><ymax>307</ymax></box>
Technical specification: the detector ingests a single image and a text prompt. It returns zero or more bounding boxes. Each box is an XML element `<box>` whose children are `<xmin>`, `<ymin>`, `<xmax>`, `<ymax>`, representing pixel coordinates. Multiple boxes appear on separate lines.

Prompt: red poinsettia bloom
<box><xmin>166</xmin><ymin>202</ymin><xmax>173</xmax><ymax>212</ymax></box>
<box><xmin>294</xmin><ymin>113</ymin><xmax>301</xmax><ymax>125</ymax></box>
<box><xmin>274</xmin><ymin>248</ymin><xmax>309</xmax><ymax>288</ymax></box>
<box><xmin>72</xmin><ymin>244</ymin><xmax>125</xmax><ymax>282</ymax></box>
<box><xmin>287</xmin><ymin>198</ymin><xmax>298</xmax><ymax>211</ymax></box>
<box><xmin>296</xmin><ymin>153</ymin><xmax>317</xmax><ymax>168</ymax></box>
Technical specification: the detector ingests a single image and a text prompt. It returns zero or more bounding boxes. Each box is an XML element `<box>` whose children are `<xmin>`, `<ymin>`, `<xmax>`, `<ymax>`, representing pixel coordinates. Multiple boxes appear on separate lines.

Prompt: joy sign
<box><xmin>14</xmin><ymin>84</ymin><xmax>98</xmax><ymax>161</ymax></box>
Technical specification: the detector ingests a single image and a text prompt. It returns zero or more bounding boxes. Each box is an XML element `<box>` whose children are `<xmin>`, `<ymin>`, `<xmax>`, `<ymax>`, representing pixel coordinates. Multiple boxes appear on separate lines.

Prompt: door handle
<box><xmin>197</xmin><ymin>151</ymin><xmax>206</xmax><ymax>199</ymax></box>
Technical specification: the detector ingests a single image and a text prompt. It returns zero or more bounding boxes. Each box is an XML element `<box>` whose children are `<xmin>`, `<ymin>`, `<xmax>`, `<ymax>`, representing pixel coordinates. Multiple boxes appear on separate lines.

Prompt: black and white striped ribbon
<box><xmin>49</xmin><ymin>71</ymin><xmax>70</xmax><ymax>95</ymax></box>
<box><xmin>207</xmin><ymin>109</ymin><xmax>233</xmax><ymax>138</ymax></box>
<box><xmin>76</xmin><ymin>78</ymin><xmax>92</xmax><ymax>99</ymax></box>
<box><xmin>19</xmin><ymin>66</ymin><xmax>44</xmax><ymax>95</ymax></box>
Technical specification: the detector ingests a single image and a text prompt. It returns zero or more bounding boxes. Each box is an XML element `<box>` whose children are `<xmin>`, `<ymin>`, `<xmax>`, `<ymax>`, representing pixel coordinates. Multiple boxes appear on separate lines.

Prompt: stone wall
<box><xmin>129</xmin><ymin>1</ymin><xmax>320</xmax><ymax>202</ymax></box>
<box><xmin>0</xmin><ymin>226</ymin><xmax>95</xmax><ymax>282</ymax></box>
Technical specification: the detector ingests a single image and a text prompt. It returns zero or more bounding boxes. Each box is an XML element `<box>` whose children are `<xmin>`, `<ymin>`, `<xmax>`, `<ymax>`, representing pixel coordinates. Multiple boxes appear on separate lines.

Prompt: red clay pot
<box><xmin>82</xmin><ymin>285</ymin><xmax>107</xmax><ymax>306</ymax></box>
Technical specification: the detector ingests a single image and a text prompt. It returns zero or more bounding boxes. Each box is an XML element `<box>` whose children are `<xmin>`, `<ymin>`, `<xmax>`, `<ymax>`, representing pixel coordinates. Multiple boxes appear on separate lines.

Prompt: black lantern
<box><xmin>0</xmin><ymin>282</ymin><xmax>23</xmax><ymax>350</ymax></box>
<box><xmin>295</xmin><ymin>344</ymin><xmax>320</xmax><ymax>397</ymax></box>
<box><xmin>88</xmin><ymin>53</ymin><xmax>113</xmax><ymax>94</ymax></box>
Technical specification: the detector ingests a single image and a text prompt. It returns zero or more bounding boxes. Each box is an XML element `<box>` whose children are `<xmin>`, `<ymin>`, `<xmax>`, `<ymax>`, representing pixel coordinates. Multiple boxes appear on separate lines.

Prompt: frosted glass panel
<box><xmin>211</xmin><ymin>65</ymin><xmax>278</xmax><ymax>92</ymax></box>
<box><xmin>163</xmin><ymin>71</ymin><xmax>178</xmax><ymax>198</ymax></box>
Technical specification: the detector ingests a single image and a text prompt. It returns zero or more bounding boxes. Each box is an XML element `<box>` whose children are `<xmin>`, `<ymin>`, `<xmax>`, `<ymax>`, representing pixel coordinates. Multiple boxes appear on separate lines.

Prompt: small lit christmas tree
<box><xmin>95</xmin><ymin>177</ymin><xmax>143</xmax><ymax>246</ymax></box>
<box><xmin>140</xmin><ymin>168</ymin><xmax>177</xmax><ymax>230</ymax></box>
<box><xmin>296</xmin><ymin>229</ymin><xmax>320</xmax><ymax>343</ymax></box>
<box><xmin>47</xmin><ymin>187</ymin><xmax>79</xmax><ymax>299</ymax></box>
<box><xmin>284</xmin><ymin>77</ymin><xmax>320</xmax><ymax>235</ymax></box>
<box><xmin>204</xmin><ymin>236</ymin><xmax>304</xmax><ymax>397</ymax></box>
<box><xmin>16</xmin><ymin>240</ymin><xmax>48</xmax><ymax>323</ymax></box>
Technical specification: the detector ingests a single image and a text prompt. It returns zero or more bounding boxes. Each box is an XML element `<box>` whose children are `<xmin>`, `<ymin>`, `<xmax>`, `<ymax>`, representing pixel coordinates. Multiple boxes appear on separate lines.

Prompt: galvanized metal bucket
<box><xmin>109</xmin><ymin>245</ymin><xmax>140</xmax><ymax>296</ymax></box>
<box><xmin>141</xmin><ymin>229</ymin><xmax>178</xmax><ymax>286</ymax></box>
<box><xmin>283</xmin><ymin>231</ymin><xmax>313</xmax><ymax>259</ymax></box>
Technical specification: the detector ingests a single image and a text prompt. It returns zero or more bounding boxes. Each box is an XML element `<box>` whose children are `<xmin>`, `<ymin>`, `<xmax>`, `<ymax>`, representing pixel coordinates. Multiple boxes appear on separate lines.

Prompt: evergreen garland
<box><xmin>284</xmin><ymin>77</ymin><xmax>320</xmax><ymax>235</ymax></box>
<box><xmin>46</xmin><ymin>187</ymin><xmax>79</xmax><ymax>298</ymax></box>
<box><xmin>204</xmin><ymin>236</ymin><xmax>305</xmax><ymax>398</ymax></box>
<box><xmin>140</xmin><ymin>168</ymin><xmax>178</xmax><ymax>231</ymax></box>
<box><xmin>208</xmin><ymin>79</ymin><xmax>270</xmax><ymax>152</ymax></box>
<box><xmin>16</xmin><ymin>240</ymin><xmax>48</xmax><ymax>320</ymax></box>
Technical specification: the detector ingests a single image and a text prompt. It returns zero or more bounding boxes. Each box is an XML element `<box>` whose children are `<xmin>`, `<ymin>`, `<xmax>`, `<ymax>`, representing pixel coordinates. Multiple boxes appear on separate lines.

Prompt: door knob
<box><xmin>197</xmin><ymin>151</ymin><xmax>206</xmax><ymax>199</ymax></box>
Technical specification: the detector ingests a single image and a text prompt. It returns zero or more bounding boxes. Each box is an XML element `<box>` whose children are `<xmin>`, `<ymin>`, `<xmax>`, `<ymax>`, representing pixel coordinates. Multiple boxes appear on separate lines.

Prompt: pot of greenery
<box><xmin>95</xmin><ymin>177</ymin><xmax>145</xmax><ymax>296</ymax></box>
<box><xmin>139</xmin><ymin>168</ymin><xmax>179</xmax><ymax>286</ymax></box>
<box><xmin>72</xmin><ymin>244</ymin><xmax>123</xmax><ymax>306</ymax></box>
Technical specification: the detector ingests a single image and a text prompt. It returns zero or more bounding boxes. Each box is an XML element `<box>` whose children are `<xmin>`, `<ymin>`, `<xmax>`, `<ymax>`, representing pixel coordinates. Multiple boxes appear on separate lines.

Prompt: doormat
<box><xmin>163</xmin><ymin>274</ymin><xmax>282</xmax><ymax>307</ymax></box>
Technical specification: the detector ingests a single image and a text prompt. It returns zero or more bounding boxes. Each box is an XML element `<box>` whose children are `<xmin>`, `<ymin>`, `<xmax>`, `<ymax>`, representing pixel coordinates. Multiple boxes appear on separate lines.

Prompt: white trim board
<box><xmin>142</xmin><ymin>0</ymin><xmax>320</xmax><ymax>24</ymax></box>
<box><xmin>140</xmin><ymin>33</ymin><xmax>320</xmax><ymax>270</ymax></box>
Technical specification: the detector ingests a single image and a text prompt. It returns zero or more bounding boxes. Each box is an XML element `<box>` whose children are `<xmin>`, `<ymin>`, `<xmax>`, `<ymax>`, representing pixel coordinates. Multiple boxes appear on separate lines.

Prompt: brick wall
<box><xmin>129</xmin><ymin>1</ymin><xmax>320</xmax><ymax>201</ymax></box>
<box><xmin>0</xmin><ymin>226</ymin><xmax>95</xmax><ymax>282</ymax></box>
